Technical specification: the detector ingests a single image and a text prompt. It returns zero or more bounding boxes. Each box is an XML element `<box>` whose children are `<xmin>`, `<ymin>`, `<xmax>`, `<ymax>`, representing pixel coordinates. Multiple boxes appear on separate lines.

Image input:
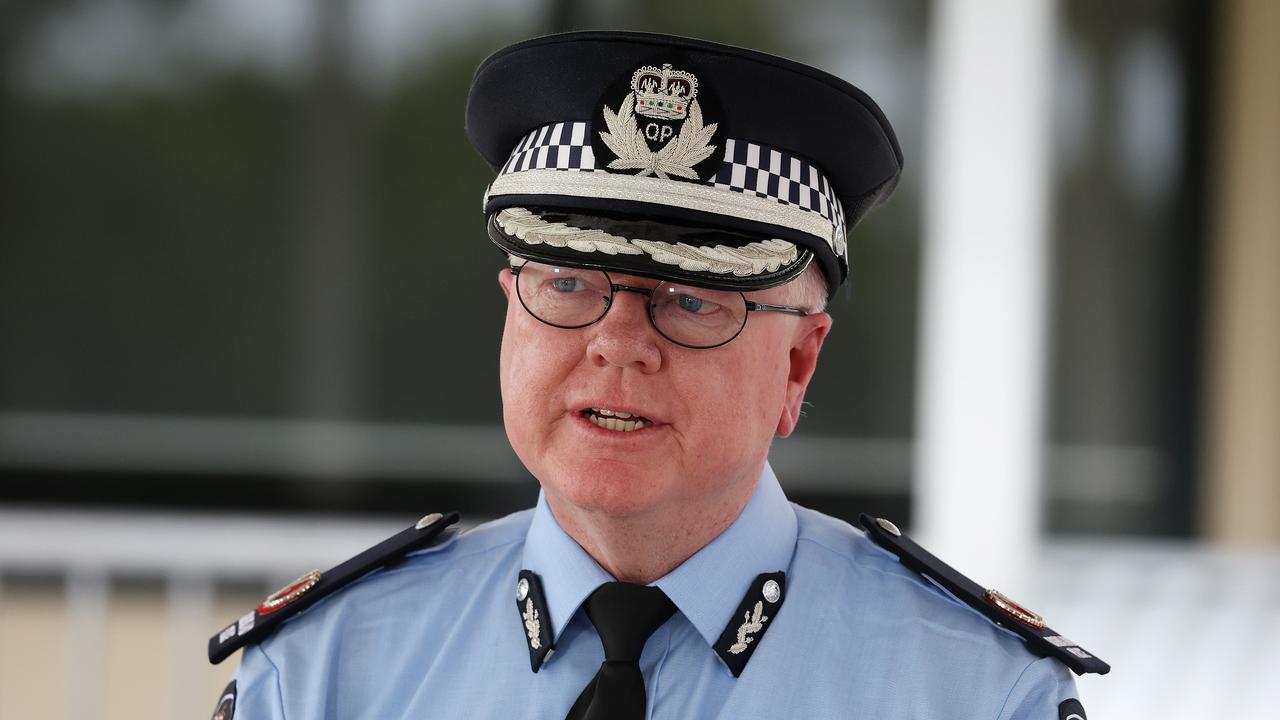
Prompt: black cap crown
<box><xmin>466</xmin><ymin>31</ymin><xmax>902</xmax><ymax>297</ymax></box>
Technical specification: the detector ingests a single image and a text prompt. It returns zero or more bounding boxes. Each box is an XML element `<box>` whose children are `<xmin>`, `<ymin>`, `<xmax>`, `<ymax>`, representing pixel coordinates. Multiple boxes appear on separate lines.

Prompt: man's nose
<box><xmin>586</xmin><ymin>290</ymin><xmax>663</xmax><ymax>373</ymax></box>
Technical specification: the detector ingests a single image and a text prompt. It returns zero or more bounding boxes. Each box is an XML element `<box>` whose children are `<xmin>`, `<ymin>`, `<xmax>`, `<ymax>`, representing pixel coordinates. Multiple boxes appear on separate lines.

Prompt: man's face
<box><xmin>497</xmin><ymin>265</ymin><xmax>831</xmax><ymax>521</ymax></box>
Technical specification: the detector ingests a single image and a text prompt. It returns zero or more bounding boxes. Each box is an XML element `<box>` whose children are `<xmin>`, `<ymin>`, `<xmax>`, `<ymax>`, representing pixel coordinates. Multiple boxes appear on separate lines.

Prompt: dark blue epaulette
<box><xmin>858</xmin><ymin>513</ymin><xmax>1110</xmax><ymax>676</ymax></box>
<box><xmin>207</xmin><ymin>511</ymin><xmax>460</xmax><ymax>665</ymax></box>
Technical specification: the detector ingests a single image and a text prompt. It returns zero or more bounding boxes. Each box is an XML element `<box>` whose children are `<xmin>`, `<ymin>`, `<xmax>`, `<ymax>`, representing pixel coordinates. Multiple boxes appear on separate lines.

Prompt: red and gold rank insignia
<box><xmin>257</xmin><ymin>569</ymin><xmax>323</xmax><ymax>615</ymax></box>
<box><xmin>984</xmin><ymin>588</ymin><xmax>1046</xmax><ymax>629</ymax></box>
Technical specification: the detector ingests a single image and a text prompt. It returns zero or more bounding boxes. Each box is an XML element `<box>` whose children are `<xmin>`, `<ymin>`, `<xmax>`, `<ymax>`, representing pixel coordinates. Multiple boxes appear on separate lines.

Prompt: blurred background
<box><xmin>0</xmin><ymin>0</ymin><xmax>1276</xmax><ymax>717</ymax></box>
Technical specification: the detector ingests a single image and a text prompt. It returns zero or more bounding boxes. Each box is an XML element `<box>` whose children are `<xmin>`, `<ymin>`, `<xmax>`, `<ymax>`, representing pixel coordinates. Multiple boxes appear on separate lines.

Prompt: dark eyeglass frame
<box><xmin>509</xmin><ymin>262</ymin><xmax>809</xmax><ymax>350</ymax></box>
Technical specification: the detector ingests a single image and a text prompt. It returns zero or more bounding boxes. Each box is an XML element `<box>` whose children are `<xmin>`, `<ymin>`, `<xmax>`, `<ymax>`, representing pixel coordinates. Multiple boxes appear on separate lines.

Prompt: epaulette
<box><xmin>858</xmin><ymin>513</ymin><xmax>1110</xmax><ymax>676</ymax></box>
<box><xmin>208</xmin><ymin>511</ymin><xmax>460</xmax><ymax>665</ymax></box>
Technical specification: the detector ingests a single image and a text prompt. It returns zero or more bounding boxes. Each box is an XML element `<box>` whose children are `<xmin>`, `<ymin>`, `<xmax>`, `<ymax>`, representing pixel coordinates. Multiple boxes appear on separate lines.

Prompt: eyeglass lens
<box><xmin>514</xmin><ymin>261</ymin><xmax>749</xmax><ymax>348</ymax></box>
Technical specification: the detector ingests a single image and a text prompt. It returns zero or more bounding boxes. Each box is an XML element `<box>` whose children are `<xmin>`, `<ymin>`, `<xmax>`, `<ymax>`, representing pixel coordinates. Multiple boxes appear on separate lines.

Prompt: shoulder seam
<box><xmin>994</xmin><ymin>656</ymin><xmax>1056</xmax><ymax>720</ymax></box>
<box><xmin>251</xmin><ymin>643</ymin><xmax>288</xmax><ymax>720</ymax></box>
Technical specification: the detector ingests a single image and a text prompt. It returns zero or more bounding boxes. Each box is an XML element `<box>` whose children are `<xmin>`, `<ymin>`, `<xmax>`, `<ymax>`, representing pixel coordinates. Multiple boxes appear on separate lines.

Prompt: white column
<box><xmin>1202</xmin><ymin>0</ymin><xmax>1280</xmax><ymax>545</ymax></box>
<box><xmin>168</xmin><ymin>573</ymin><xmax>215</xmax><ymax>720</ymax></box>
<box><xmin>65</xmin><ymin>569</ymin><xmax>108</xmax><ymax>720</ymax></box>
<box><xmin>915</xmin><ymin>0</ymin><xmax>1057</xmax><ymax>590</ymax></box>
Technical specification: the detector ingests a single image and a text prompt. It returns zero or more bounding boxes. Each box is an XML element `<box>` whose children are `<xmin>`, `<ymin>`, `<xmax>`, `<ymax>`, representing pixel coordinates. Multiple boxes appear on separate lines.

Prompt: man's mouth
<box><xmin>580</xmin><ymin>407</ymin><xmax>653</xmax><ymax>432</ymax></box>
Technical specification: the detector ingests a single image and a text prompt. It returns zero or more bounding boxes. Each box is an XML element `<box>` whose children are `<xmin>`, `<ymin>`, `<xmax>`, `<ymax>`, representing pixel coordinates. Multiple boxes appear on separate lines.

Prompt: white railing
<box><xmin>0</xmin><ymin>508</ymin><xmax>404</xmax><ymax>720</ymax></box>
<box><xmin>1032</xmin><ymin>538</ymin><xmax>1280</xmax><ymax>718</ymax></box>
<box><xmin>2</xmin><ymin>508</ymin><xmax>1276</xmax><ymax>719</ymax></box>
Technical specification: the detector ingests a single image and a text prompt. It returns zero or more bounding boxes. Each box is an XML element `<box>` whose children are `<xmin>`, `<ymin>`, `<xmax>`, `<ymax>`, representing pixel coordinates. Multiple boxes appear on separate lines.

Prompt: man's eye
<box><xmin>550</xmin><ymin>277</ymin><xmax>585</xmax><ymax>292</ymax></box>
<box><xmin>676</xmin><ymin>294</ymin><xmax>717</xmax><ymax>314</ymax></box>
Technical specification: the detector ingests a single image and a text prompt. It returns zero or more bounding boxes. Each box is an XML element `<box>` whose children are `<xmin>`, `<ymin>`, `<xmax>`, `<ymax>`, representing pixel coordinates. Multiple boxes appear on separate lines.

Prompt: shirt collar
<box><xmin>652</xmin><ymin>463</ymin><xmax>797</xmax><ymax>649</ymax></box>
<box><xmin>520</xmin><ymin>463</ymin><xmax>798</xmax><ymax>651</ymax></box>
<box><xmin>520</xmin><ymin>492</ymin><xmax>614</xmax><ymax>646</ymax></box>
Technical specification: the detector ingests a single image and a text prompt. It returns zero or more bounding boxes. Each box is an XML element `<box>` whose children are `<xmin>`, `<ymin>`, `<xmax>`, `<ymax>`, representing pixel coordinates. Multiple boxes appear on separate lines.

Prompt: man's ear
<box><xmin>498</xmin><ymin>267</ymin><xmax>513</xmax><ymax>299</ymax></box>
<box><xmin>776</xmin><ymin>313</ymin><xmax>832</xmax><ymax>438</ymax></box>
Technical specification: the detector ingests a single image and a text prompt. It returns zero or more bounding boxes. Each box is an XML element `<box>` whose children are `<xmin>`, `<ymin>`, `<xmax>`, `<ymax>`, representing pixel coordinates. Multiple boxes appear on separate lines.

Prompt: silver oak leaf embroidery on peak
<box><xmin>728</xmin><ymin>600</ymin><xmax>769</xmax><ymax>654</ymax></box>
<box><xmin>522</xmin><ymin>598</ymin><xmax>542</xmax><ymax>650</ymax></box>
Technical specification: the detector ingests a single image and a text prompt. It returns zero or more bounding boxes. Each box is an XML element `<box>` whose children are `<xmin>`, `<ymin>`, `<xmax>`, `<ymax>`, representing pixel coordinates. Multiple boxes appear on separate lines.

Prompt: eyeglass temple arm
<box><xmin>745</xmin><ymin>301</ymin><xmax>809</xmax><ymax>317</ymax></box>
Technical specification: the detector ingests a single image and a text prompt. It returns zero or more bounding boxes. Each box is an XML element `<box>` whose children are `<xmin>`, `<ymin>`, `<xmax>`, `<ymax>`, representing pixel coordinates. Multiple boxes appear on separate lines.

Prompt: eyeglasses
<box><xmin>510</xmin><ymin>260</ymin><xmax>808</xmax><ymax>349</ymax></box>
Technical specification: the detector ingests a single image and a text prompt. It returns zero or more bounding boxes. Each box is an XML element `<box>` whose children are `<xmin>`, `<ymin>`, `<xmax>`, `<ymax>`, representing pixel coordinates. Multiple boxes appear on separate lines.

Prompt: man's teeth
<box><xmin>586</xmin><ymin>408</ymin><xmax>650</xmax><ymax>432</ymax></box>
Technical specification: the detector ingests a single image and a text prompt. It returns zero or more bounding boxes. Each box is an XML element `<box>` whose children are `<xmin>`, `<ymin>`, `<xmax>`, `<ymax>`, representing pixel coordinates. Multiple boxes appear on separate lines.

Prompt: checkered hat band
<box><xmin>500</xmin><ymin>122</ymin><xmax>846</xmax><ymax>239</ymax></box>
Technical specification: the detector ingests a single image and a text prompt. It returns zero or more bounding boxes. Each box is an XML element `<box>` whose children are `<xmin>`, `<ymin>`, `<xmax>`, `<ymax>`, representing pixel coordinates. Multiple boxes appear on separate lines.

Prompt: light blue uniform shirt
<box><xmin>232</xmin><ymin>465</ymin><xmax>1079</xmax><ymax>718</ymax></box>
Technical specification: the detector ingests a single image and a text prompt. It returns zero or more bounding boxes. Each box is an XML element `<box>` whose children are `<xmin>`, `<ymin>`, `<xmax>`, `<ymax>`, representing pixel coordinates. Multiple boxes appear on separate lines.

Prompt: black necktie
<box><xmin>565</xmin><ymin>582</ymin><xmax>677</xmax><ymax>720</ymax></box>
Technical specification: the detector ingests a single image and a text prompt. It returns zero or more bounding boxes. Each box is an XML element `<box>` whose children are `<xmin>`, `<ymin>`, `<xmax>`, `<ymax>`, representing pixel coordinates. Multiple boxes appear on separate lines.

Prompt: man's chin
<box><xmin>541</xmin><ymin>461</ymin><xmax>672</xmax><ymax>518</ymax></box>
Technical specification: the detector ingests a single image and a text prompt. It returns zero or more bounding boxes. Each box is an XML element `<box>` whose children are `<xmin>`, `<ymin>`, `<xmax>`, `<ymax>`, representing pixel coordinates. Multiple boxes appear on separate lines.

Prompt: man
<box><xmin>207</xmin><ymin>31</ymin><xmax>1106</xmax><ymax>719</ymax></box>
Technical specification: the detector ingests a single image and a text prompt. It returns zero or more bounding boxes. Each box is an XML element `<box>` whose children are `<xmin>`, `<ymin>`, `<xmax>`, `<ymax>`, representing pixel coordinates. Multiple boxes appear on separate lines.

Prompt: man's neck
<box><xmin>544</xmin><ymin>472</ymin><xmax>761</xmax><ymax>585</ymax></box>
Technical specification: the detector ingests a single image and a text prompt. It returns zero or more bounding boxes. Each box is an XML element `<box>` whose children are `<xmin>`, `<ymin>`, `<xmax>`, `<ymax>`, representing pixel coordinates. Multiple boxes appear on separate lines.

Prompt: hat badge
<box><xmin>631</xmin><ymin>64</ymin><xmax>698</xmax><ymax>120</ymax></box>
<box><xmin>598</xmin><ymin>63</ymin><xmax>718</xmax><ymax>181</ymax></box>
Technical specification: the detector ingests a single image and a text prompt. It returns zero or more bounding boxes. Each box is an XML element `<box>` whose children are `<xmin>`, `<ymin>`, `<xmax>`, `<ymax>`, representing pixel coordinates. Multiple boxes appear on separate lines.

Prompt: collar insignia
<box><xmin>713</xmin><ymin>571</ymin><xmax>786</xmax><ymax>677</ymax></box>
<box><xmin>521</xmin><ymin>597</ymin><xmax>542</xmax><ymax>650</ymax></box>
<box><xmin>515</xmin><ymin>569</ymin><xmax>555</xmax><ymax>672</ymax></box>
<box><xmin>728</xmin><ymin>600</ymin><xmax>769</xmax><ymax>654</ymax></box>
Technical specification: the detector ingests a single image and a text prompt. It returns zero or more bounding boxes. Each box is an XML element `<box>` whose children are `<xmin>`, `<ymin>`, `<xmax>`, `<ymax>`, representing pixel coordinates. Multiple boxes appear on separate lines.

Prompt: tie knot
<box><xmin>583</xmin><ymin>582</ymin><xmax>676</xmax><ymax>662</ymax></box>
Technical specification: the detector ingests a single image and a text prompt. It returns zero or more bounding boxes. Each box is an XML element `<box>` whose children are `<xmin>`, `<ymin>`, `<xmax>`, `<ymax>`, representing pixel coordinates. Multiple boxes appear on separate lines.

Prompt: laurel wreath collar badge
<box><xmin>593</xmin><ymin>62</ymin><xmax>724</xmax><ymax>183</ymax></box>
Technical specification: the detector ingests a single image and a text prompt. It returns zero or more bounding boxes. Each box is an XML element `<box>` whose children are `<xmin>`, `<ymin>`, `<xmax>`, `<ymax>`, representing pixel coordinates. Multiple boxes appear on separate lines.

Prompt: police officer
<box><xmin>207</xmin><ymin>31</ymin><xmax>1106</xmax><ymax>720</ymax></box>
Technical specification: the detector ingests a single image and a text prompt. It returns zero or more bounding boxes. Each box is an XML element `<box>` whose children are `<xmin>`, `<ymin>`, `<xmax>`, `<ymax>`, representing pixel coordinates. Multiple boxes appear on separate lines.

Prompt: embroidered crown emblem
<box><xmin>631</xmin><ymin>64</ymin><xmax>698</xmax><ymax>120</ymax></box>
<box><xmin>599</xmin><ymin>63</ymin><xmax>718</xmax><ymax>181</ymax></box>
